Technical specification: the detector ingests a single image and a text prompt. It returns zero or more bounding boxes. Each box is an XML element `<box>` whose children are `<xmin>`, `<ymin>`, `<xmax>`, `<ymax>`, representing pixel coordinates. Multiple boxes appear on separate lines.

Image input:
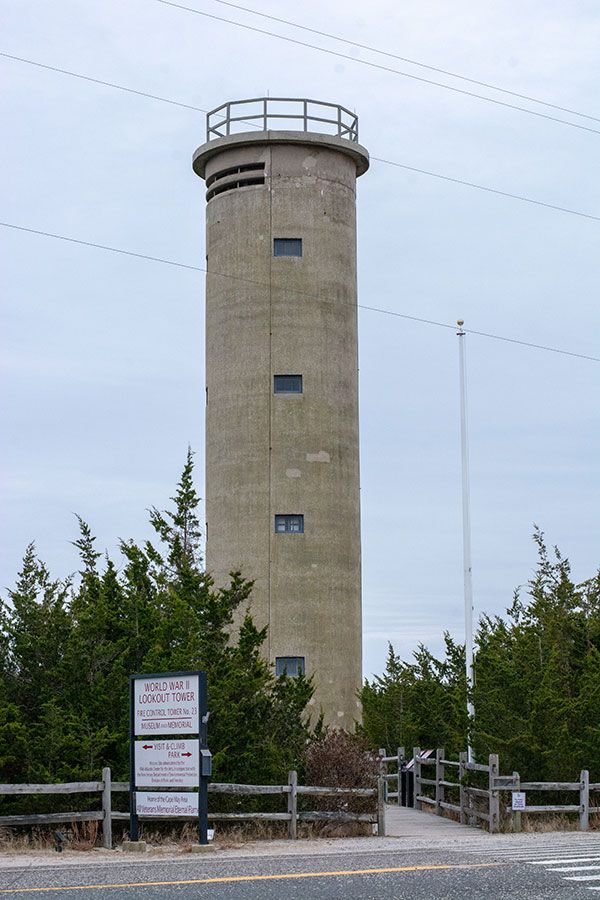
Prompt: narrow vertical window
<box><xmin>273</xmin><ymin>238</ymin><xmax>302</xmax><ymax>257</ymax></box>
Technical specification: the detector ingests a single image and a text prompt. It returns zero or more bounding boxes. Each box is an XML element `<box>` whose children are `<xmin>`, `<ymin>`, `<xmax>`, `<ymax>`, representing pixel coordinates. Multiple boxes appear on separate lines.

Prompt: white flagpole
<box><xmin>457</xmin><ymin>320</ymin><xmax>475</xmax><ymax>763</ymax></box>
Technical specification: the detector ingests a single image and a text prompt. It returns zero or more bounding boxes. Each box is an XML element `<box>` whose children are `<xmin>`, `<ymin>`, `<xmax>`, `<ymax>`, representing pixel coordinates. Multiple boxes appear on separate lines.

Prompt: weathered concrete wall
<box><xmin>194</xmin><ymin>130</ymin><xmax>368</xmax><ymax>731</ymax></box>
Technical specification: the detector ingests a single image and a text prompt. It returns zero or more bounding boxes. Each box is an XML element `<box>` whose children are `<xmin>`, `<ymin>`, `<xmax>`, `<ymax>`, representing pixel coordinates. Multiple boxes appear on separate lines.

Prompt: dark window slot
<box><xmin>275</xmin><ymin>657</ymin><xmax>305</xmax><ymax>677</ymax></box>
<box><xmin>273</xmin><ymin>238</ymin><xmax>302</xmax><ymax>257</ymax></box>
<box><xmin>274</xmin><ymin>375</ymin><xmax>303</xmax><ymax>394</ymax></box>
<box><xmin>274</xmin><ymin>514</ymin><xmax>304</xmax><ymax>534</ymax></box>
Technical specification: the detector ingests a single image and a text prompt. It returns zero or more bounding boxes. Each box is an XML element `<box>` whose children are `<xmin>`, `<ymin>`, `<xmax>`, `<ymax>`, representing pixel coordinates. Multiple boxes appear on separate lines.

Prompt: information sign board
<box><xmin>133</xmin><ymin>674</ymin><xmax>200</xmax><ymax>736</ymax></box>
<box><xmin>129</xmin><ymin>670</ymin><xmax>209</xmax><ymax>845</ymax></box>
<box><xmin>134</xmin><ymin>739</ymin><xmax>200</xmax><ymax>787</ymax></box>
<box><xmin>512</xmin><ymin>791</ymin><xmax>526</xmax><ymax>810</ymax></box>
<box><xmin>135</xmin><ymin>791</ymin><xmax>199</xmax><ymax>817</ymax></box>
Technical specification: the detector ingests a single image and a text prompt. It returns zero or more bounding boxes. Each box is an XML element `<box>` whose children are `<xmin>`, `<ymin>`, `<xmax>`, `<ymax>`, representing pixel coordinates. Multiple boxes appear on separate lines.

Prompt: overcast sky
<box><xmin>2</xmin><ymin>0</ymin><xmax>599</xmax><ymax>679</ymax></box>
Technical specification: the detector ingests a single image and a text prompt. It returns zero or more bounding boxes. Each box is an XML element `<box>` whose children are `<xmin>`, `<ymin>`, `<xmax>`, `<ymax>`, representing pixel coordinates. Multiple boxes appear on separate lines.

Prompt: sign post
<box><xmin>198</xmin><ymin>674</ymin><xmax>209</xmax><ymax>845</ymax></box>
<box><xmin>512</xmin><ymin>785</ymin><xmax>525</xmax><ymax>834</ymax></box>
<box><xmin>129</xmin><ymin>671</ymin><xmax>210</xmax><ymax>845</ymax></box>
<box><xmin>128</xmin><ymin>675</ymin><xmax>139</xmax><ymax>842</ymax></box>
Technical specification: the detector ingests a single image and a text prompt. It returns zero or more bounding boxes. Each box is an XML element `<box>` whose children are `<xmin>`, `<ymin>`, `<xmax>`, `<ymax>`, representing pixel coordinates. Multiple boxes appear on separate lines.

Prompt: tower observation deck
<box><xmin>193</xmin><ymin>98</ymin><xmax>369</xmax><ymax>729</ymax></box>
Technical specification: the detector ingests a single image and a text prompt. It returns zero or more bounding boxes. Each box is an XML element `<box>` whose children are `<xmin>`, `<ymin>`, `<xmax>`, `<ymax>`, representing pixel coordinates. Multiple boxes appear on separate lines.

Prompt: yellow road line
<box><xmin>0</xmin><ymin>862</ymin><xmax>501</xmax><ymax>893</ymax></box>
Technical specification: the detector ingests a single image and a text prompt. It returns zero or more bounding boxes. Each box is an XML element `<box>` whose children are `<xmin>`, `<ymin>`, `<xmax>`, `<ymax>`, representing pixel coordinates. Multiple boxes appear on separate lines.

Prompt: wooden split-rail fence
<box><xmin>379</xmin><ymin>747</ymin><xmax>600</xmax><ymax>833</ymax></box>
<box><xmin>0</xmin><ymin>769</ymin><xmax>386</xmax><ymax>849</ymax></box>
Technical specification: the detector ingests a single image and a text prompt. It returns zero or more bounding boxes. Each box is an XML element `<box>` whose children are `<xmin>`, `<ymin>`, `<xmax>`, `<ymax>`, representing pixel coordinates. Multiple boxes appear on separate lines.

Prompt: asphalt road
<box><xmin>0</xmin><ymin>846</ymin><xmax>596</xmax><ymax>899</ymax></box>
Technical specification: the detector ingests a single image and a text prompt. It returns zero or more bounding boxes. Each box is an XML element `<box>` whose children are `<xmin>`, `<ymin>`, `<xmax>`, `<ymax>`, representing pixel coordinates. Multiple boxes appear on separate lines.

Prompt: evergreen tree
<box><xmin>0</xmin><ymin>450</ymin><xmax>314</xmax><ymax>792</ymax></box>
<box><xmin>361</xmin><ymin>530</ymin><xmax>600</xmax><ymax>781</ymax></box>
<box><xmin>3</xmin><ymin>545</ymin><xmax>72</xmax><ymax>725</ymax></box>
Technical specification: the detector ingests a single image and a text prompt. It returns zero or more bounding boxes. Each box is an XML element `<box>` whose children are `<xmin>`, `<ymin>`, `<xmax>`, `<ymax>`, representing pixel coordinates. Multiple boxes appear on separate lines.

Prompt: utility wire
<box><xmin>360</xmin><ymin>304</ymin><xmax>600</xmax><ymax>362</ymax></box>
<box><xmin>0</xmin><ymin>51</ymin><xmax>209</xmax><ymax>113</ymax></box>
<box><xmin>152</xmin><ymin>0</ymin><xmax>600</xmax><ymax>136</ymax></box>
<box><xmin>2</xmin><ymin>221</ymin><xmax>598</xmax><ymax>364</ymax></box>
<box><xmin>0</xmin><ymin>221</ymin><xmax>205</xmax><ymax>273</ymax></box>
<box><xmin>371</xmin><ymin>157</ymin><xmax>600</xmax><ymax>222</ymax></box>
<box><xmin>206</xmin><ymin>0</ymin><xmax>600</xmax><ymax>125</ymax></box>
<box><xmin>2</xmin><ymin>51</ymin><xmax>598</xmax><ymax>224</ymax></box>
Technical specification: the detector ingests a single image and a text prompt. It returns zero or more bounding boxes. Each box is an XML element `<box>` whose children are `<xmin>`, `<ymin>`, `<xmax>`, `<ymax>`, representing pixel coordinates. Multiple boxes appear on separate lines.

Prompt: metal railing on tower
<box><xmin>206</xmin><ymin>97</ymin><xmax>359</xmax><ymax>142</ymax></box>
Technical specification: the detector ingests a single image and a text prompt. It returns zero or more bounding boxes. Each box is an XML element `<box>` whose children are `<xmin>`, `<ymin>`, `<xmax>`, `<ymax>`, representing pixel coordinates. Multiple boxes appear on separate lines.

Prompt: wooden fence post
<box><xmin>378</xmin><ymin>749</ymin><xmax>387</xmax><ymax>803</ymax></box>
<box><xmin>287</xmin><ymin>770</ymin><xmax>298</xmax><ymax>839</ymax></box>
<box><xmin>513</xmin><ymin>772</ymin><xmax>521</xmax><ymax>833</ymax></box>
<box><xmin>413</xmin><ymin>747</ymin><xmax>421</xmax><ymax>810</ymax></box>
<box><xmin>435</xmin><ymin>748</ymin><xmax>444</xmax><ymax>816</ymax></box>
<box><xmin>580</xmin><ymin>770</ymin><xmax>590</xmax><ymax>832</ymax></box>
<box><xmin>377</xmin><ymin>774</ymin><xmax>386</xmax><ymax>836</ymax></box>
<box><xmin>397</xmin><ymin>747</ymin><xmax>404</xmax><ymax>807</ymax></box>
<box><xmin>488</xmin><ymin>754</ymin><xmax>500</xmax><ymax>834</ymax></box>
<box><xmin>102</xmin><ymin>767</ymin><xmax>112</xmax><ymax>850</ymax></box>
<box><xmin>458</xmin><ymin>751</ymin><xmax>467</xmax><ymax>824</ymax></box>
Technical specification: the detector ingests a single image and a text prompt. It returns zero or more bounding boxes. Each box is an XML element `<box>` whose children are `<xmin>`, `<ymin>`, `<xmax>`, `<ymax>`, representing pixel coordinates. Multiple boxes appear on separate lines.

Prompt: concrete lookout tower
<box><xmin>193</xmin><ymin>98</ymin><xmax>369</xmax><ymax>729</ymax></box>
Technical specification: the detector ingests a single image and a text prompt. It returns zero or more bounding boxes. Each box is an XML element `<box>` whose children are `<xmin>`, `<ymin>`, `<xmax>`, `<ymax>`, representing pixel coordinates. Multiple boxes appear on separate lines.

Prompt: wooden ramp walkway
<box><xmin>385</xmin><ymin>804</ymin><xmax>473</xmax><ymax>838</ymax></box>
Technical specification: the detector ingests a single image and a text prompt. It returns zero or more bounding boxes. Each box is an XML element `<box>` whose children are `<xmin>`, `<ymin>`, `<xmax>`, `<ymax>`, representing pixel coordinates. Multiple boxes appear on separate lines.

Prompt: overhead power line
<box><xmin>2</xmin><ymin>51</ymin><xmax>598</xmax><ymax>224</ymax></box>
<box><xmin>371</xmin><ymin>157</ymin><xmax>600</xmax><ymax>222</ymax></box>
<box><xmin>2</xmin><ymin>221</ymin><xmax>599</xmax><ymax>364</ymax></box>
<box><xmin>360</xmin><ymin>304</ymin><xmax>600</xmax><ymax>362</ymax></box>
<box><xmin>0</xmin><ymin>51</ymin><xmax>211</xmax><ymax>114</ymax></box>
<box><xmin>0</xmin><ymin>221</ymin><xmax>205</xmax><ymax>273</ymax></box>
<box><xmin>152</xmin><ymin>0</ymin><xmax>600</xmax><ymax>136</ymax></box>
<box><xmin>206</xmin><ymin>0</ymin><xmax>600</xmax><ymax>125</ymax></box>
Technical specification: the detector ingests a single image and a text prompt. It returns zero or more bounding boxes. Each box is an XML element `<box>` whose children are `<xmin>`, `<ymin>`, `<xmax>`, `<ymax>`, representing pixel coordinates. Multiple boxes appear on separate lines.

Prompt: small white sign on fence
<box><xmin>135</xmin><ymin>791</ymin><xmax>199</xmax><ymax>817</ymax></box>
<box><xmin>512</xmin><ymin>791</ymin><xmax>526</xmax><ymax>811</ymax></box>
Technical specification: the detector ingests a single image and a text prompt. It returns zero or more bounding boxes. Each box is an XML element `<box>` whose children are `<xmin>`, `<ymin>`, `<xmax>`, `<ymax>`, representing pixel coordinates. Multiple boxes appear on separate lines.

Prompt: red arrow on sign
<box><xmin>142</xmin><ymin>744</ymin><xmax>153</xmax><ymax>750</ymax></box>
<box><xmin>181</xmin><ymin>752</ymin><xmax>192</xmax><ymax>758</ymax></box>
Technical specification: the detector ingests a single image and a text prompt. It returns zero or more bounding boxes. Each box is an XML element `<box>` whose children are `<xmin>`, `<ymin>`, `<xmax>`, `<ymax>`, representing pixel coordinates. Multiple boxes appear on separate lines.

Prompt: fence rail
<box><xmin>501</xmin><ymin>770</ymin><xmax>598</xmax><ymax>831</ymax></box>
<box><xmin>408</xmin><ymin>746</ymin><xmax>494</xmax><ymax>828</ymax></box>
<box><xmin>0</xmin><ymin>769</ymin><xmax>385</xmax><ymax>847</ymax></box>
<box><xmin>378</xmin><ymin>747</ymin><xmax>599</xmax><ymax>833</ymax></box>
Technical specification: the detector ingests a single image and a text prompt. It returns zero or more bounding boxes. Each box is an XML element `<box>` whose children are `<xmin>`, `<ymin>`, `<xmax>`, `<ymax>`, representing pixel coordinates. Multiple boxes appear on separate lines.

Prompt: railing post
<box><xmin>513</xmin><ymin>772</ymin><xmax>522</xmax><ymax>833</ymax></box>
<box><xmin>378</xmin><ymin>749</ymin><xmax>388</xmax><ymax>803</ymax></box>
<box><xmin>377</xmin><ymin>774</ymin><xmax>386</xmax><ymax>836</ymax></box>
<box><xmin>458</xmin><ymin>751</ymin><xmax>467</xmax><ymax>824</ymax></box>
<box><xmin>287</xmin><ymin>770</ymin><xmax>298</xmax><ymax>839</ymax></box>
<box><xmin>413</xmin><ymin>747</ymin><xmax>421</xmax><ymax>810</ymax></box>
<box><xmin>488</xmin><ymin>754</ymin><xmax>500</xmax><ymax>834</ymax></box>
<box><xmin>435</xmin><ymin>748</ymin><xmax>444</xmax><ymax>816</ymax></box>
<box><xmin>102</xmin><ymin>767</ymin><xmax>112</xmax><ymax>850</ymax></box>
<box><xmin>397</xmin><ymin>747</ymin><xmax>404</xmax><ymax>806</ymax></box>
<box><xmin>580</xmin><ymin>770</ymin><xmax>590</xmax><ymax>832</ymax></box>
